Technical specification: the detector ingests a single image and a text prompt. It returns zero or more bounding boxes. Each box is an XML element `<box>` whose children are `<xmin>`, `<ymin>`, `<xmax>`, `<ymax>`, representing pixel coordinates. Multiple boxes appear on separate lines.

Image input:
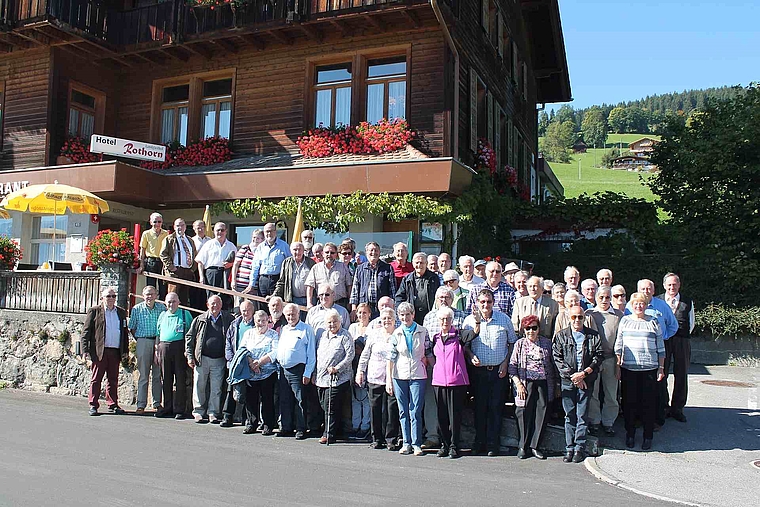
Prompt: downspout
<box><xmin>430</xmin><ymin>0</ymin><xmax>459</xmax><ymax>158</ymax></box>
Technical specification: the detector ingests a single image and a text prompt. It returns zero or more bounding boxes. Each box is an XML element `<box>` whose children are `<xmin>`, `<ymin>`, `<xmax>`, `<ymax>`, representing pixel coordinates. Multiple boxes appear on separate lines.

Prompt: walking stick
<box><xmin>326</xmin><ymin>371</ymin><xmax>336</xmax><ymax>446</ymax></box>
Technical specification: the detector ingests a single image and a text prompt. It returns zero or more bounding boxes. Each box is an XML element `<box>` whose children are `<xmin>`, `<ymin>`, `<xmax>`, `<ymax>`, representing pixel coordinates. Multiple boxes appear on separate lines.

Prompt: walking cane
<box><xmin>326</xmin><ymin>371</ymin><xmax>337</xmax><ymax>446</ymax></box>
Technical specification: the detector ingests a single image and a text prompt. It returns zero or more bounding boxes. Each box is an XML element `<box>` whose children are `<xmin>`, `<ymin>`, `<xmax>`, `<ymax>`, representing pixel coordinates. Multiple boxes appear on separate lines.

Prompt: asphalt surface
<box><xmin>591</xmin><ymin>365</ymin><xmax>760</xmax><ymax>507</ymax></box>
<box><xmin>0</xmin><ymin>389</ymin><xmax>659</xmax><ymax>507</ymax></box>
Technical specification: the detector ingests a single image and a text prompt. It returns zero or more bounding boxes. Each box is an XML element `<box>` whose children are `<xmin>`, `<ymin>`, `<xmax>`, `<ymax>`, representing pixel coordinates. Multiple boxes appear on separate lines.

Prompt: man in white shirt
<box><xmin>457</xmin><ymin>255</ymin><xmax>484</xmax><ymax>291</ymax></box>
<box><xmin>196</xmin><ymin>222</ymin><xmax>237</xmax><ymax>310</ymax></box>
<box><xmin>190</xmin><ymin>220</ymin><xmax>212</xmax><ymax>310</ymax></box>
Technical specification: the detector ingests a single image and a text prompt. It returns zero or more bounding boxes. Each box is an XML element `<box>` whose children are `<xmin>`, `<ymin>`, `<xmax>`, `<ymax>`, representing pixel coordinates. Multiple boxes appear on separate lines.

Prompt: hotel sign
<box><xmin>0</xmin><ymin>180</ymin><xmax>30</xmax><ymax>196</ymax></box>
<box><xmin>90</xmin><ymin>135</ymin><xmax>166</xmax><ymax>162</ymax></box>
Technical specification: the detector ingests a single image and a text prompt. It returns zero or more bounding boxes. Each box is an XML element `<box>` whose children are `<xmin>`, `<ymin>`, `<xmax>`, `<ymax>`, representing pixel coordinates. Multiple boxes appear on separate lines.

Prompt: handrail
<box><xmin>0</xmin><ymin>269</ymin><xmax>102</xmax><ymax>314</ymax></box>
<box><xmin>130</xmin><ymin>292</ymin><xmax>204</xmax><ymax>314</ymax></box>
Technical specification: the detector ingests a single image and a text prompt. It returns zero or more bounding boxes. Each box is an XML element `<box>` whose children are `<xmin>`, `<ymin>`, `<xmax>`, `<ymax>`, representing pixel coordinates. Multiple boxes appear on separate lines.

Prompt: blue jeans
<box><xmin>561</xmin><ymin>379</ymin><xmax>594</xmax><ymax>451</ymax></box>
<box><xmin>280</xmin><ymin>364</ymin><xmax>307</xmax><ymax>433</ymax></box>
<box><xmin>393</xmin><ymin>378</ymin><xmax>425</xmax><ymax>447</ymax></box>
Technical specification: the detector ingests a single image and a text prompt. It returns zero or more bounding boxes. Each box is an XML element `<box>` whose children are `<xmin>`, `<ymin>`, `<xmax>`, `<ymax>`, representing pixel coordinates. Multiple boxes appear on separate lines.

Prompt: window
<box><xmin>31</xmin><ymin>215</ymin><xmax>68</xmax><ymax>263</ymax></box>
<box><xmin>67</xmin><ymin>83</ymin><xmax>104</xmax><ymax>140</ymax></box>
<box><xmin>314</xmin><ymin>63</ymin><xmax>352</xmax><ymax>127</ymax></box>
<box><xmin>160</xmin><ymin>84</ymin><xmax>189</xmax><ymax>145</ymax></box>
<box><xmin>0</xmin><ymin>218</ymin><xmax>11</xmax><ymax>238</ymax></box>
<box><xmin>366</xmin><ymin>57</ymin><xmax>407</xmax><ymax>124</ymax></box>
<box><xmin>200</xmin><ymin>78</ymin><xmax>232</xmax><ymax>139</ymax></box>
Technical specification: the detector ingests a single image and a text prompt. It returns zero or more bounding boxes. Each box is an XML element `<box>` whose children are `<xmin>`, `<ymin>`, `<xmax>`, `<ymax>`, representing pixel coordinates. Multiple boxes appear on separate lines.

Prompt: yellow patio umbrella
<box><xmin>0</xmin><ymin>180</ymin><xmax>110</xmax><ymax>261</ymax></box>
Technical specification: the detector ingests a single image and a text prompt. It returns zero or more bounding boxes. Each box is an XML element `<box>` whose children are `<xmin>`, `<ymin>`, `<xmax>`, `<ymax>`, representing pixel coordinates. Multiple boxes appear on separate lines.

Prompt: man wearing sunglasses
<box><xmin>82</xmin><ymin>288</ymin><xmax>130</xmax><ymax>416</ymax></box>
<box><xmin>553</xmin><ymin>305</ymin><xmax>604</xmax><ymax>463</ymax></box>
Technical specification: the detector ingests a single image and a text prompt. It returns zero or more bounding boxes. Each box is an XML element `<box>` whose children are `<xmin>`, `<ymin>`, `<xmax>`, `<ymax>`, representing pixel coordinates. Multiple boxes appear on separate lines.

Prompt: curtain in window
<box><xmin>161</xmin><ymin>109</ymin><xmax>175</xmax><ymax>144</ymax></box>
<box><xmin>315</xmin><ymin>89</ymin><xmax>332</xmax><ymax>127</ymax></box>
<box><xmin>81</xmin><ymin>112</ymin><xmax>95</xmax><ymax>139</ymax></box>
<box><xmin>201</xmin><ymin>103</ymin><xmax>217</xmax><ymax>139</ymax></box>
<box><xmin>68</xmin><ymin>109</ymin><xmax>80</xmax><ymax>137</ymax></box>
<box><xmin>388</xmin><ymin>81</ymin><xmax>406</xmax><ymax>121</ymax></box>
<box><xmin>335</xmin><ymin>87</ymin><xmax>351</xmax><ymax>126</ymax></box>
<box><xmin>366</xmin><ymin>83</ymin><xmax>384</xmax><ymax>124</ymax></box>
<box><xmin>178</xmin><ymin>107</ymin><xmax>188</xmax><ymax>145</ymax></box>
<box><xmin>218</xmin><ymin>101</ymin><xmax>231</xmax><ymax>138</ymax></box>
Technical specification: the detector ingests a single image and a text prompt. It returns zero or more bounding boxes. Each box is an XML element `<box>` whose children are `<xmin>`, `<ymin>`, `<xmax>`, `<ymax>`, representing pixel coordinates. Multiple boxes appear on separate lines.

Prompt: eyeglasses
<box><xmin>105</xmin><ymin>295</ymin><xmax>116</xmax><ymax>298</ymax></box>
<box><xmin>477</xmin><ymin>299</ymin><xmax>493</xmax><ymax>305</ymax></box>
<box><xmin>214</xmin><ymin>229</ymin><xmax>226</xmax><ymax>233</ymax></box>
<box><xmin>318</xmin><ymin>293</ymin><xmax>333</xmax><ymax>298</ymax></box>
<box><xmin>444</xmin><ymin>279</ymin><xmax>456</xmax><ymax>284</ymax></box>
<box><xmin>599</xmin><ymin>295</ymin><xmax>611</xmax><ymax>300</ymax></box>
<box><xmin>152</xmin><ymin>220</ymin><xmax>162</xmax><ymax>224</ymax></box>
<box><xmin>340</xmin><ymin>251</ymin><xmax>353</xmax><ymax>256</ymax></box>
<box><xmin>570</xmin><ymin>315</ymin><xmax>584</xmax><ymax>321</ymax></box>
<box><xmin>524</xmin><ymin>325</ymin><xmax>539</xmax><ymax>331</ymax></box>
<box><xmin>612</xmin><ymin>294</ymin><xmax>626</xmax><ymax>298</ymax></box>
<box><xmin>303</xmin><ymin>235</ymin><xmax>314</xmax><ymax>239</ymax></box>
<box><xmin>324</xmin><ymin>250</ymin><xmax>337</xmax><ymax>255</ymax></box>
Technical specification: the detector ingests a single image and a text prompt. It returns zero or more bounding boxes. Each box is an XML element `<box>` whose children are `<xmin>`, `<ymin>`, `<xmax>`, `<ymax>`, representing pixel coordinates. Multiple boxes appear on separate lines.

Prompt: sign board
<box><xmin>90</xmin><ymin>135</ymin><xmax>166</xmax><ymax>162</ymax></box>
<box><xmin>1</xmin><ymin>180</ymin><xmax>30</xmax><ymax>196</ymax></box>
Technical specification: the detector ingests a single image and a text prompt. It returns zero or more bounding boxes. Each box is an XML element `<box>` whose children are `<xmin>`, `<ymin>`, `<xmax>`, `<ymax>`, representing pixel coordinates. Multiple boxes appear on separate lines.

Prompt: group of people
<box><xmin>81</xmin><ymin>217</ymin><xmax>694</xmax><ymax>462</ymax></box>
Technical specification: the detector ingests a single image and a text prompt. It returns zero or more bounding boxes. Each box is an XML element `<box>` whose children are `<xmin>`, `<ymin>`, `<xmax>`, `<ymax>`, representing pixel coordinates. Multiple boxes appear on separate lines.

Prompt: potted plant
<box><xmin>58</xmin><ymin>137</ymin><xmax>99</xmax><ymax>165</ymax></box>
<box><xmin>0</xmin><ymin>236</ymin><xmax>22</xmax><ymax>270</ymax></box>
<box><xmin>84</xmin><ymin>229</ymin><xmax>139</xmax><ymax>308</ymax></box>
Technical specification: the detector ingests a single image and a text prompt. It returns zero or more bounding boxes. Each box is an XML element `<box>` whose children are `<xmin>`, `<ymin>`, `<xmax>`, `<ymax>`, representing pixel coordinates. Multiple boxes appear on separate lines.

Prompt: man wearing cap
<box><xmin>502</xmin><ymin>262</ymin><xmax>521</xmax><ymax>289</ymax></box>
<box><xmin>466</xmin><ymin>261</ymin><xmax>517</xmax><ymax>316</ymax></box>
<box><xmin>457</xmin><ymin>256</ymin><xmax>484</xmax><ymax>292</ymax></box>
<box><xmin>474</xmin><ymin>260</ymin><xmax>487</xmax><ymax>280</ymax></box>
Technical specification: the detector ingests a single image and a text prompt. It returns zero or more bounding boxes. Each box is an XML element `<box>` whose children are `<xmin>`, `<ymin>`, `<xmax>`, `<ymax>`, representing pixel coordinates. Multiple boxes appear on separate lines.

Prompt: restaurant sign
<box><xmin>0</xmin><ymin>180</ymin><xmax>30</xmax><ymax>196</ymax></box>
<box><xmin>90</xmin><ymin>135</ymin><xmax>166</xmax><ymax>162</ymax></box>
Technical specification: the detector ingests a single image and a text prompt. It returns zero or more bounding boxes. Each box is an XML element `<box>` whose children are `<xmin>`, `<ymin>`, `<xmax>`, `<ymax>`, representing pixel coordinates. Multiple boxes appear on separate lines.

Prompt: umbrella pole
<box><xmin>52</xmin><ymin>201</ymin><xmax>56</xmax><ymax>263</ymax></box>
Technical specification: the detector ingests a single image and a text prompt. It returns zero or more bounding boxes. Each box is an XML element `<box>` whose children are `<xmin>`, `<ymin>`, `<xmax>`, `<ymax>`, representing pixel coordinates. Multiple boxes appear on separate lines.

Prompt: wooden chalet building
<box><xmin>0</xmin><ymin>0</ymin><xmax>570</xmax><ymax>265</ymax></box>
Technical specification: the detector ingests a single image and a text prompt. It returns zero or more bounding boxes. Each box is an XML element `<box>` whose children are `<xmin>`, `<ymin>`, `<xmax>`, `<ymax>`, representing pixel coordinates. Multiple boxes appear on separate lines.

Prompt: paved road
<box><xmin>0</xmin><ymin>389</ymin><xmax>658</xmax><ymax>507</ymax></box>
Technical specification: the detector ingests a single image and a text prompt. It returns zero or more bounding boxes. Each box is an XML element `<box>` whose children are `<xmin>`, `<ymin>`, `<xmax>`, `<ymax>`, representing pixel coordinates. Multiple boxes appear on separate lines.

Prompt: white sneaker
<box><xmin>413</xmin><ymin>445</ymin><xmax>424</xmax><ymax>456</ymax></box>
<box><xmin>399</xmin><ymin>445</ymin><xmax>413</xmax><ymax>455</ymax></box>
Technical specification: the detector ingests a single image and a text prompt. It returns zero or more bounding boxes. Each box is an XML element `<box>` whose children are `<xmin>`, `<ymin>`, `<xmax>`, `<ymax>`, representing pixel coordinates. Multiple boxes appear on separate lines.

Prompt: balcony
<box><xmin>1</xmin><ymin>0</ymin><xmax>429</xmax><ymax>57</ymax></box>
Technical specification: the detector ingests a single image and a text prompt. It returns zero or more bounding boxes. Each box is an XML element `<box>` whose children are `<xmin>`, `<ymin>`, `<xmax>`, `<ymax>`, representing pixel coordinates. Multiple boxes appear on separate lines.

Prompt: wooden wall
<box><xmin>0</xmin><ymin>48</ymin><xmax>52</xmax><ymax>171</ymax></box>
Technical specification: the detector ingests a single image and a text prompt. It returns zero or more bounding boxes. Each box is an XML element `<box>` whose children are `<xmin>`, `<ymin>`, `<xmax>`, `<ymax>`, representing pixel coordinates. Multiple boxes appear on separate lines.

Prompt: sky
<box><xmin>552</xmin><ymin>0</ymin><xmax>758</xmax><ymax>110</ymax></box>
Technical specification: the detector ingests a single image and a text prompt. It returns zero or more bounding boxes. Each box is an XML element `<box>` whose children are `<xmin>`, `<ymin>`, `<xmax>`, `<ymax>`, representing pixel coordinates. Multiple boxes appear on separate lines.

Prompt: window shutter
<box><xmin>512</xmin><ymin>41</ymin><xmax>519</xmax><ymax>80</ymax></box>
<box><xmin>498</xmin><ymin>14</ymin><xmax>505</xmax><ymax>57</ymax></box>
<box><xmin>495</xmin><ymin>107</ymin><xmax>502</xmax><ymax>170</ymax></box>
<box><xmin>487</xmin><ymin>92</ymin><xmax>494</xmax><ymax>148</ymax></box>
<box><xmin>522</xmin><ymin>62</ymin><xmax>528</xmax><ymax>101</ymax></box>
<box><xmin>507</xmin><ymin>118</ymin><xmax>513</xmax><ymax>166</ymax></box>
<box><xmin>513</xmin><ymin>124</ymin><xmax>519</xmax><ymax>169</ymax></box>
<box><xmin>482</xmin><ymin>0</ymin><xmax>490</xmax><ymax>34</ymax></box>
<box><xmin>470</xmin><ymin>68</ymin><xmax>478</xmax><ymax>151</ymax></box>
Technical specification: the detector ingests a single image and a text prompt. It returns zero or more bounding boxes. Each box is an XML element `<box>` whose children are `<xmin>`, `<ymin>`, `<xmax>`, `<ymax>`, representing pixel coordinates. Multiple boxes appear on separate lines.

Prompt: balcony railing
<box><xmin>5</xmin><ymin>0</ymin><xmax>421</xmax><ymax>47</ymax></box>
<box><xmin>0</xmin><ymin>270</ymin><xmax>101</xmax><ymax>314</ymax></box>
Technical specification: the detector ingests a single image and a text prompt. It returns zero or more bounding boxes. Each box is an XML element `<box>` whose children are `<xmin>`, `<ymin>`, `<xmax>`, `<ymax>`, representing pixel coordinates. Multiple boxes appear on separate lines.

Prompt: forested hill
<box><xmin>616</xmin><ymin>86</ymin><xmax>743</xmax><ymax>115</ymax></box>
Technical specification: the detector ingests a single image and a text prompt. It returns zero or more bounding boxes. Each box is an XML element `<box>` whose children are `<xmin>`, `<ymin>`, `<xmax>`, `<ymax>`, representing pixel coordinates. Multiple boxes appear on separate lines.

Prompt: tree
<box><xmin>600</xmin><ymin>147</ymin><xmax>620</xmax><ymax>168</ymax></box>
<box><xmin>580</xmin><ymin>107</ymin><xmax>608</xmax><ymax>148</ymax></box>
<box><xmin>555</xmin><ymin>105</ymin><xmax>578</xmax><ymax>130</ymax></box>
<box><xmin>607</xmin><ymin>106</ymin><xmax>627</xmax><ymax>133</ymax></box>
<box><xmin>538</xmin><ymin>111</ymin><xmax>550</xmax><ymax>137</ymax></box>
<box><xmin>649</xmin><ymin>84</ymin><xmax>760</xmax><ymax>304</ymax></box>
<box><xmin>542</xmin><ymin>120</ymin><xmax>575</xmax><ymax>163</ymax></box>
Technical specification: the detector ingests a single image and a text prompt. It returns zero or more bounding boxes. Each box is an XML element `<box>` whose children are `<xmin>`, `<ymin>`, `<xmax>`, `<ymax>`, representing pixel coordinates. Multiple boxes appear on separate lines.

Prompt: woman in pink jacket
<box><xmin>429</xmin><ymin>306</ymin><xmax>475</xmax><ymax>459</ymax></box>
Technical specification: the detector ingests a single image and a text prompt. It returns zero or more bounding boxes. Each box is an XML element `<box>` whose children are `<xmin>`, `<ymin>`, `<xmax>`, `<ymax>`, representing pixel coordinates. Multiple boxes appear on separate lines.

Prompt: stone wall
<box><xmin>691</xmin><ymin>335</ymin><xmax>760</xmax><ymax>366</ymax></box>
<box><xmin>0</xmin><ymin>309</ymin><xmax>139</xmax><ymax>404</ymax></box>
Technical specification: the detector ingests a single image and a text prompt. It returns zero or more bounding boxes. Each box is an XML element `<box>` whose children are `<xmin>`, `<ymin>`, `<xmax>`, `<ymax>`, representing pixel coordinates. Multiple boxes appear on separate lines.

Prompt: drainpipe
<box><xmin>430</xmin><ymin>0</ymin><xmax>459</xmax><ymax>158</ymax></box>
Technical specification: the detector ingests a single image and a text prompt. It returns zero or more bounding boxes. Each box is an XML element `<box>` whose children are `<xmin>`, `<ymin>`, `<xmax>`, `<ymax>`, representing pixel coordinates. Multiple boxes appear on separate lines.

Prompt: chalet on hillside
<box><xmin>572</xmin><ymin>139</ymin><xmax>587</xmax><ymax>153</ymax></box>
<box><xmin>629</xmin><ymin>137</ymin><xmax>659</xmax><ymax>157</ymax></box>
<box><xmin>612</xmin><ymin>155</ymin><xmax>655</xmax><ymax>171</ymax></box>
<box><xmin>0</xmin><ymin>0</ymin><xmax>570</xmax><ymax>265</ymax></box>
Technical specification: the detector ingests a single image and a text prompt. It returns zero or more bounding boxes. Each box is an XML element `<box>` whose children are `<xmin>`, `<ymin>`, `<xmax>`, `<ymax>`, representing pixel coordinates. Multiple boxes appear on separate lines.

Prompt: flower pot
<box><xmin>99</xmin><ymin>264</ymin><xmax>130</xmax><ymax>309</ymax></box>
<box><xmin>56</xmin><ymin>155</ymin><xmax>74</xmax><ymax>165</ymax></box>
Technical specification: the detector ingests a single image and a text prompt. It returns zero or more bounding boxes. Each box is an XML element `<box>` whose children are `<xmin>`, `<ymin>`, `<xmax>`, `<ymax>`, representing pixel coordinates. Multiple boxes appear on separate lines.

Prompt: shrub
<box><xmin>59</xmin><ymin>137</ymin><xmax>99</xmax><ymax>164</ymax></box>
<box><xmin>296</xmin><ymin>118</ymin><xmax>415</xmax><ymax>158</ymax></box>
<box><xmin>140</xmin><ymin>138</ymin><xmax>232</xmax><ymax>170</ymax></box>
<box><xmin>0</xmin><ymin>236</ymin><xmax>23</xmax><ymax>270</ymax></box>
<box><xmin>85</xmin><ymin>229</ymin><xmax>138</xmax><ymax>269</ymax></box>
<box><xmin>695</xmin><ymin>304</ymin><xmax>760</xmax><ymax>340</ymax></box>
<box><xmin>57</xmin><ymin>329</ymin><xmax>70</xmax><ymax>345</ymax></box>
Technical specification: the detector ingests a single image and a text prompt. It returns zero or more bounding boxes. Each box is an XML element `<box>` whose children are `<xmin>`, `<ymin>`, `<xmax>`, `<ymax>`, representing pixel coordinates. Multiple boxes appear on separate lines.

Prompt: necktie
<box><xmin>369</xmin><ymin>265</ymin><xmax>378</xmax><ymax>303</ymax></box>
<box><xmin>178</xmin><ymin>235</ymin><xmax>191</xmax><ymax>268</ymax></box>
<box><xmin>669</xmin><ymin>297</ymin><xmax>677</xmax><ymax>313</ymax></box>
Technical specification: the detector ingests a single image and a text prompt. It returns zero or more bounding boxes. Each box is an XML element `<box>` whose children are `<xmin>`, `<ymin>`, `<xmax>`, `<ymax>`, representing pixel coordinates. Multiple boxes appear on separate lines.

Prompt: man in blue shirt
<box><xmin>249</xmin><ymin>223</ymin><xmax>291</xmax><ymax>308</ymax></box>
<box><xmin>625</xmin><ymin>278</ymin><xmax>679</xmax><ymax>427</ymax></box>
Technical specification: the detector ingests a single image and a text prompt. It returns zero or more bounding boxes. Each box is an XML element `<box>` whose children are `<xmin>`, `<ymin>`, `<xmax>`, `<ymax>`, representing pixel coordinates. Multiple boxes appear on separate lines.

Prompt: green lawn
<box><xmin>544</xmin><ymin>133</ymin><xmax>660</xmax><ymax>201</ymax></box>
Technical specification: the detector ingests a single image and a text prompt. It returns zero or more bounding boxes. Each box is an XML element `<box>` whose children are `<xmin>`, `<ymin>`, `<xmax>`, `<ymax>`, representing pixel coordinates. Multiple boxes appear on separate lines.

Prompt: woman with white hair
<box><xmin>386</xmin><ymin>302</ymin><xmax>430</xmax><ymax>456</ymax></box>
<box><xmin>315</xmin><ymin>308</ymin><xmax>354</xmax><ymax>444</ymax></box>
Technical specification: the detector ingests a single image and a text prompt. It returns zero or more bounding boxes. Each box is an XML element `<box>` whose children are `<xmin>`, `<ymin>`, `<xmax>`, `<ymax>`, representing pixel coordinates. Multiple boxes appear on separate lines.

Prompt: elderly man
<box><xmin>306</xmin><ymin>283</ymin><xmax>350</xmax><ymax>331</ymax></box>
<box><xmin>190</xmin><ymin>220</ymin><xmax>211</xmax><ymax>309</ymax></box>
<box><xmin>474</xmin><ymin>259</ymin><xmax>487</xmax><ymax>280</ymax></box>
<box><xmin>597</xmin><ymin>269</ymin><xmax>613</xmax><ymax>287</ymax></box>
<box><xmin>248</xmin><ymin>223</ymin><xmax>291</xmax><ymax>308</ymax></box>
<box><xmin>626</xmin><ymin>278</ymin><xmax>679</xmax><ymax>427</ymax></box>
<box><xmin>139</xmin><ymin>212</ymin><xmax>169</xmax><ymax>298</ymax></box>
<box><xmin>301</xmin><ymin>230</ymin><xmax>315</xmax><ymax>257</ymax></box>
<box><xmin>512</xmin><ymin>276</ymin><xmax>560</xmax><ymax>337</ymax></box>
<box><xmin>466</xmin><ymin>261</ymin><xmax>517</xmax><ymax>317</ymax></box>
<box><xmin>586</xmin><ymin>286</ymin><xmax>624</xmax><ymax>436</ymax></box>
<box><xmin>306</xmin><ymin>242</ymin><xmax>352</xmax><ymax>310</ymax></box>
<box><xmin>553</xmin><ymin>305</ymin><xmax>604</xmax><ymax>463</ymax></box>
<box><xmin>219</xmin><ymin>300</ymin><xmax>256</xmax><ymax>428</ymax></box>
<box><xmin>185</xmin><ymin>295</ymin><xmax>235</xmax><ymax>423</ymax></box>
<box><xmin>564</xmin><ymin>266</ymin><xmax>581</xmax><ymax>292</ymax></box>
<box><xmin>438</xmin><ymin>253</ymin><xmax>452</xmax><ymax>276</ymax></box>
<box><xmin>311</xmin><ymin>242</ymin><xmax>324</xmax><ymax>263</ymax></box>
<box><xmin>277</xmin><ymin>303</ymin><xmax>318</xmax><ymax>439</ymax></box>
<box><xmin>231</xmin><ymin>229</ymin><xmax>263</xmax><ymax>304</ymax></box>
<box><xmin>350</xmin><ymin>241</ymin><xmax>396</xmax><ymax>319</ymax></box>
<box><xmin>442</xmin><ymin>270</ymin><xmax>469</xmax><ymax>311</ymax></box>
<box><xmin>395</xmin><ymin>251</ymin><xmax>441</xmax><ymax>325</ymax></box>
<box><xmin>427</xmin><ymin>255</ymin><xmax>443</xmax><ymax>284</ymax></box>
<box><xmin>463</xmin><ymin>289</ymin><xmax>518</xmax><ymax>456</ymax></box>
<box><xmin>160</xmin><ymin>218</ymin><xmax>197</xmax><ymax>305</ymax></box>
<box><xmin>658</xmin><ymin>273</ymin><xmax>695</xmax><ymax>423</ymax></box>
<box><xmin>128</xmin><ymin>285</ymin><xmax>166</xmax><ymax>414</ymax></box>
<box><xmin>503</xmin><ymin>262</ymin><xmax>521</xmax><ymax>289</ymax></box>
<box><xmin>513</xmin><ymin>270</ymin><xmax>529</xmax><ymax>298</ymax></box>
<box><xmin>457</xmin><ymin>255</ymin><xmax>484</xmax><ymax>291</ymax></box>
<box><xmin>155</xmin><ymin>292</ymin><xmax>193</xmax><ymax>419</ymax></box>
<box><xmin>580</xmin><ymin>279</ymin><xmax>598</xmax><ymax>310</ymax></box>
<box><xmin>390</xmin><ymin>242</ymin><xmax>414</xmax><ymax>286</ymax></box>
<box><xmin>368</xmin><ymin>296</ymin><xmax>397</xmax><ymax>329</ymax></box>
<box><xmin>196</xmin><ymin>222</ymin><xmax>237</xmax><ymax>311</ymax></box>
<box><xmin>273</xmin><ymin>241</ymin><xmax>315</xmax><ymax>309</ymax></box>
<box><xmin>268</xmin><ymin>296</ymin><xmax>288</xmax><ymax>332</ymax></box>
<box><xmin>82</xmin><ymin>287</ymin><xmax>129</xmax><ymax>416</ymax></box>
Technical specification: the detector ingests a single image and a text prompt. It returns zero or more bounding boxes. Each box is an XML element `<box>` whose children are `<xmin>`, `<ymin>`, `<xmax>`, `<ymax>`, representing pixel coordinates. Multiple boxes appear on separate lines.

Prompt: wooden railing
<box><xmin>0</xmin><ymin>270</ymin><xmax>101</xmax><ymax>314</ymax></box>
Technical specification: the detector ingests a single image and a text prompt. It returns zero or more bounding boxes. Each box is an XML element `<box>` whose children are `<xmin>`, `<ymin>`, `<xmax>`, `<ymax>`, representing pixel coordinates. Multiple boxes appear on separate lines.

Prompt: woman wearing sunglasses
<box><xmin>508</xmin><ymin>314</ymin><xmax>557</xmax><ymax>460</ymax></box>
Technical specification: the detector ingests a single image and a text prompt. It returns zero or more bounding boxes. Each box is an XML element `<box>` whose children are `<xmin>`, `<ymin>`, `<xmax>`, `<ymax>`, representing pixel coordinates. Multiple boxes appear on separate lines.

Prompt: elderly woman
<box><xmin>315</xmin><ymin>309</ymin><xmax>355</xmax><ymax>444</ymax></box>
<box><xmin>615</xmin><ymin>292</ymin><xmax>665</xmax><ymax>451</ymax></box>
<box><xmin>429</xmin><ymin>307</ymin><xmax>475</xmax><ymax>459</ymax></box>
<box><xmin>554</xmin><ymin>289</ymin><xmax>597</xmax><ymax>333</ymax></box>
<box><xmin>552</xmin><ymin>282</ymin><xmax>566</xmax><ymax>306</ymax></box>
<box><xmin>386</xmin><ymin>302</ymin><xmax>430</xmax><ymax>456</ymax></box>
<box><xmin>357</xmin><ymin>307</ymin><xmax>402</xmax><ymax>450</ymax></box>
<box><xmin>348</xmin><ymin>303</ymin><xmax>372</xmax><ymax>440</ymax></box>
<box><xmin>239</xmin><ymin>310</ymin><xmax>279</xmax><ymax>435</ymax></box>
<box><xmin>509</xmin><ymin>314</ymin><xmax>557</xmax><ymax>460</ymax></box>
<box><xmin>610</xmin><ymin>284</ymin><xmax>628</xmax><ymax>313</ymax></box>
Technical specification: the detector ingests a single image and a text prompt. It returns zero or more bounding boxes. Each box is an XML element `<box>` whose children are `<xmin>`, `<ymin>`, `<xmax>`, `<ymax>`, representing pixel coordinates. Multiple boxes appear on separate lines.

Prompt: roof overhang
<box><xmin>0</xmin><ymin>158</ymin><xmax>474</xmax><ymax>209</ymax></box>
<box><xmin>537</xmin><ymin>155</ymin><xmax>564</xmax><ymax>196</ymax></box>
<box><xmin>520</xmin><ymin>0</ymin><xmax>572</xmax><ymax>103</ymax></box>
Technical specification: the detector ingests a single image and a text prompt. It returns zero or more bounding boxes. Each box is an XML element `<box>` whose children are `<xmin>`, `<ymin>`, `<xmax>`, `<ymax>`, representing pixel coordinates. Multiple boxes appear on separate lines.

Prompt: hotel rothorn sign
<box><xmin>90</xmin><ymin>135</ymin><xmax>166</xmax><ymax>162</ymax></box>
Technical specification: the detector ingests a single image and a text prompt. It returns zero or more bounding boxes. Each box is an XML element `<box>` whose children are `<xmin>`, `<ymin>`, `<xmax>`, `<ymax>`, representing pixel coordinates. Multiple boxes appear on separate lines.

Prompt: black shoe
<box><xmin>642</xmin><ymin>438</ymin><xmax>652</xmax><ymax>450</ymax></box>
<box><xmin>372</xmin><ymin>440</ymin><xmax>386</xmax><ymax>450</ymax></box>
<box><xmin>155</xmin><ymin>410</ymin><xmax>172</xmax><ymax>418</ymax></box>
<box><xmin>436</xmin><ymin>447</ymin><xmax>448</xmax><ymax>457</ymax></box>
<box><xmin>517</xmin><ymin>448</ymin><xmax>528</xmax><ymax>459</ymax></box>
<box><xmin>588</xmin><ymin>424</ymin><xmax>600</xmax><ymax>436</ymax></box>
<box><xmin>295</xmin><ymin>431</ymin><xmax>306</xmax><ymax>440</ymax></box>
<box><xmin>220</xmin><ymin>417</ymin><xmax>233</xmax><ymax>428</ymax></box>
<box><xmin>531</xmin><ymin>448</ymin><xmax>546</xmax><ymax>460</ymax></box>
<box><xmin>448</xmin><ymin>447</ymin><xmax>459</xmax><ymax>459</ymax></box>
<box><xmin>108</xmin><ymin>405</ymin><xmax>125</xmax><ymax>415</ymax></box>
<box><xmin>88</xmin><ymin>407</ymin><xmax>98</xmax><ymax>416</ymax></box>
<box><xmin>626</xmin><ymin>436</ymin><xmax>635</xmax><ymax>449</ymax></box>
<box><xmin>276</xmin><ymin>430</ymin><xmax>295</xmax><ymax>437</ymax></box>
<box><xmin>563</xmin><ymin>451</ymin><xmax>574</xmax><ymax>463</ymax></box>
<box><xmin>671</xmin><ymin>411</ymin><xmax>687</xmax><ymax>423</ymax></box>
<box><xmin>472</xmin><ymin>444</ymin><xmax>486</xmax><ymax>455</ymax></box>
<box><xmin>573</xmin><ymin>449</ymin><xmax>586</xmax><ymax>463</ymax></box>
<box><xmin>243</xmin><ymin>425</ymin><xmax>256</xmax><ymax>434</ymax></box>
<box><xmin>174</xmin><ymin>413</ymin><xmax>185</xmax><ymax>420</ymax></box>
<box><xmin>487</xmin><ymin>450</ymin><xmax>498</xmax><ymax>457</ymax></box>
<box><xmin>603</xmin><ymin>426</ymin><xmax>615</xmax><ymax>437</ymax></box>
<box><xmin>261</xmin><ymin>425</ymin><xmax>274</xmax><ymax>436</ymax></box>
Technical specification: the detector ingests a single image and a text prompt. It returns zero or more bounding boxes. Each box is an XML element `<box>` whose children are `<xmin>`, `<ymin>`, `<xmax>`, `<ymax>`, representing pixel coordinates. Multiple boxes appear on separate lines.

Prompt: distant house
<box><xmin>629</xmin><ymin>137</ymin><xmax>659</xmax><ymax>157</ymax></box>
<box><xmin>611</xmin><ymin>155</ymin><xmax>656</xmax><ymax>171</ymax></box>
<box><xmin>572</xmin><ymin>139</ymin><xmax>588</xmax><ymax>153</ymax></box>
